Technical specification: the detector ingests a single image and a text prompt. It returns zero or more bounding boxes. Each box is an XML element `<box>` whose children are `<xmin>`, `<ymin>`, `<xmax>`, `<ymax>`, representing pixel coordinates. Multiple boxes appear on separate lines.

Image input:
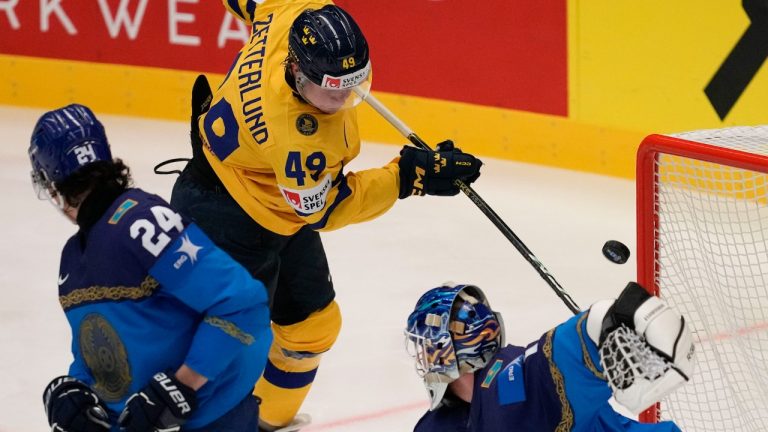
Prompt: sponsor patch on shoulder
<box><xmin>109</xmin><ymin>199</ymin><xmax>138</xmax><ymax>224</ymax></box>
<box><xmin>279</xmin><ymin>174</ymin><xmax>332</xmax><ymax>215</ymax></box>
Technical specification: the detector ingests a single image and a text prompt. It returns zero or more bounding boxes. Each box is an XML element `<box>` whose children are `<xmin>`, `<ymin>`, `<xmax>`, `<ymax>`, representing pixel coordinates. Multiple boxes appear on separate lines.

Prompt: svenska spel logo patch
<box><xmin>278</xmin><ymin>174</ymin><xmax>332</xmax><ymax>214</ymax></box>
<box><xmin>320</xmin><ymin>60</ymin><xmax>371</xmax><ymax>89</ymax></box>
<box><xmin>322</xmin><ymin>77</ymin><xmax>341</xmax><ymax>88</ymax></box>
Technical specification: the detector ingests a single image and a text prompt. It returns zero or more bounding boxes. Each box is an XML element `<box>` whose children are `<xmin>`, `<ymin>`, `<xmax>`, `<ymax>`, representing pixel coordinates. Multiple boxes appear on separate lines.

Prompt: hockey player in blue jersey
<box><xmin>29</xmin><ymin>104</ymin><xmax>273</xmax><ymax>431</ymax></box>
<box><xmin>405</xmin><ymin>282</ymin><xmax>694</xmax><ymax>431</ymax></box>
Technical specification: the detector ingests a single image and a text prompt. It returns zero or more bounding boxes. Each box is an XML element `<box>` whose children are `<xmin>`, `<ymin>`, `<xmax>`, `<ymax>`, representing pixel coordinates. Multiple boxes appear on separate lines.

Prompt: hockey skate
<box><xmin>261</xmin><ymin>413</ymin><xmax>312</xmax><ymax>432</ymax></box>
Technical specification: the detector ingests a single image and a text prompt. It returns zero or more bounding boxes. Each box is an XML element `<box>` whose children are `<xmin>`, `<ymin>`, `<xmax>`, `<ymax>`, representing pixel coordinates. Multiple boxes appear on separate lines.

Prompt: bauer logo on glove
<box><xmin>398</xmin><ymin>140</ymin><xmax>483</xmax><ymax>199</ymax></box>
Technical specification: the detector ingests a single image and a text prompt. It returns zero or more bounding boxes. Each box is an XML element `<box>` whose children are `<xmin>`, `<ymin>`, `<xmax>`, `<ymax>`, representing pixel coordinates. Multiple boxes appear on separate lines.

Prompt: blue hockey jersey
<box><xmin>57</xmin><ymin>188</ymin><xmax>272</xmax><ymax>430</ymax></box>
<box><xmin>414</xmin><ymin>313</ymin><xmax>681</xmax><ymax>432</ymax></box>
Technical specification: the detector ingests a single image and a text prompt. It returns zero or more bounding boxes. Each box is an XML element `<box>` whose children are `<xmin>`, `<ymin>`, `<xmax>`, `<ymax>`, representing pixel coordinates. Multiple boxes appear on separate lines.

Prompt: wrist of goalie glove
<box><xmin>118</xmin><ymin>371</ymin><xmax>197</xmax><ymax>432</ymax></box>
<box><xmin>43</xmin><ymin>376</ymin><xmax>111</xmax><ymax>432</ymax></box>
<box><xmin>397</xmin><ymin>140</ymin><xmax>483</xmax><ymax>199</ymax></box>
<box><xmin>597</xmin><ymin>282</ymin><xmax>651</xmax><ymax>347</ymax></box>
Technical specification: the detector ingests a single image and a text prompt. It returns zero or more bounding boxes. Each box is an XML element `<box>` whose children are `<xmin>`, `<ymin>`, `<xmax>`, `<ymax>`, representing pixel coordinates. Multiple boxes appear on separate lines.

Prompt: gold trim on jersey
<box><xmin>543</xmin><ymin>329</ymin><xmax>574</xmax><ymax>432</ymax></box>
<box><xmin>577</xmin><ymin>312</ymin><xmax>605</xmax><ymax>380</ymax></box>
<box><xmin>59</xmin><ymin>276</ymin><xmax>160</xmax><ymax>310</ymax></box>
<box><xmin>204</xmin><ymin>316</ymin><xmax>255</xmax><ymax>345</ymax></box>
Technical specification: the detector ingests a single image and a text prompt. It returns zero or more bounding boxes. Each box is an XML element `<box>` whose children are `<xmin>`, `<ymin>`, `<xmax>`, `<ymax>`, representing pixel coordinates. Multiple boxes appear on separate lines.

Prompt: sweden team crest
<box><xmin>296</xmin><ymin>113</ymin><xmax>318</xmax><ymax>136</ymax></box>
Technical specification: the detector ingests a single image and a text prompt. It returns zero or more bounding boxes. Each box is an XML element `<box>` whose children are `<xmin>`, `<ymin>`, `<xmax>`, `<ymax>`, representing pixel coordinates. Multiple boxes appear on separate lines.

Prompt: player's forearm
<box><xmin>67</xmin><ymin>352</ymin><xmax>93</xmax><ymax>383</ymax></box>
<box><xmin>175</xmin><ymin>364</ymin><xmax>208</xmax><ymax>391</ymax></box>
<box><xmin>183</xmin><ymin>307</ymin><xmax>272</xmax><ymax>380</ymax></box>
<box><xmin>314</xmin><ymin>162</ymin><xmax>399</xmax><ymax>231</ymax></box>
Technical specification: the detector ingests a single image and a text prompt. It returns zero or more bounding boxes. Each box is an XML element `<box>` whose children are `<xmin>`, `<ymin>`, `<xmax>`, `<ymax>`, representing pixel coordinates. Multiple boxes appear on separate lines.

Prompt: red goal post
<box><xmin>636</xmin><ymin>127</ymin><xmax>768</xmax><ymax>430</ymax></box>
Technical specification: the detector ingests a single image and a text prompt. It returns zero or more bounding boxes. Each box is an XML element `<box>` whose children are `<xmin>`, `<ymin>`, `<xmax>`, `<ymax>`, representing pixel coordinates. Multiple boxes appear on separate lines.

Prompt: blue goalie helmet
<box><xmin>405</xmin><ymin>283</ymin><xmax>505</xmax><ymax>410</ymax></box>
<box><xmin>28</xmin><ymin>104</ymin><xmax>112</xmax><ymax>201</ymax></box>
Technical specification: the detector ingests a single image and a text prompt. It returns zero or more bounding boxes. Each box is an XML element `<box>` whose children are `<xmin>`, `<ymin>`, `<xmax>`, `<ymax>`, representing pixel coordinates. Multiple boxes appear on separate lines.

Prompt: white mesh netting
<box><xmin>600</xmin><ymin>325</ymin><xmax>669</xmax><ymax>392</ymax></box>
<box><xmin>651</xmin><ymin>126</ymin><xmax>768</xmax><ymax>431</ymax></box>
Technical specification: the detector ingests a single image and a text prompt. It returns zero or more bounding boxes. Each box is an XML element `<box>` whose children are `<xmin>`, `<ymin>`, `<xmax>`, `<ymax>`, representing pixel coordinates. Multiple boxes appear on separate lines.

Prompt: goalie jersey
<box><xmin>414</xmin><ymin>313</ymin><xmax>682</xmax><ymax>432</ymax></box>
<box><xmin>57</xmin><ymin>188</ymin><xmax>272</xmax><ymax>429</ymax></box>
<box><xmin>199</xmin><ymin>0</ymin><xmax>400</xmax><ymax>236</ymax></box>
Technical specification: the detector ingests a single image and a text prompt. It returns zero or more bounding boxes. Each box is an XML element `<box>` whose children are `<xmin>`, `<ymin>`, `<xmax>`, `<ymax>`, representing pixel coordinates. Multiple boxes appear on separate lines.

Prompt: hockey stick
<box><xmin>358</xmin><ymin>91</ymin><xmax>581</xmax><ymax>314</ymax></box>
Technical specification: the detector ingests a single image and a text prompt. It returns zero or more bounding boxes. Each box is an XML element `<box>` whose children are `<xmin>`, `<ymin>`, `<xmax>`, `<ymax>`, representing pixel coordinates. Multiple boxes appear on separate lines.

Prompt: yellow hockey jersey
<box><xmin>199</xmin><ymin>0</ymin><xmax>400</xmax><ymax>236</ymax></box>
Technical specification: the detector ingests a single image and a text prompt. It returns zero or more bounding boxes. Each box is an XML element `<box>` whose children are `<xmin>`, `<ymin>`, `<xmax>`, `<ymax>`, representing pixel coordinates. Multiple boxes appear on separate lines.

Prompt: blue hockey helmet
<box><xmin>405</xmin><ymin>284</ymin><xmax>505</xmax><ymax>410</ymax></box>
<box><xmin>28</xmin><ymin>104</ymin><xmax>112</xmax><ymax>201</ymax></box>
<box><xmin>289</xmin><ymin>5</ymin><xmax>372</xmax><ymax>111</ymax></box>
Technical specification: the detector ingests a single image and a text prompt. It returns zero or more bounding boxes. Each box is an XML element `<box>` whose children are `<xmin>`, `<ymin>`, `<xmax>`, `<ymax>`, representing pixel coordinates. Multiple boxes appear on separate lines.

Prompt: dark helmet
<box><xmin>29</xmin><ymin>104</ymin><xmax>112</xmax><ymax>200</ymax></box>
<box><xmin>289</xmin><ymin>5</ymin><xmax>371</xmax><ymax>89</ymax></box>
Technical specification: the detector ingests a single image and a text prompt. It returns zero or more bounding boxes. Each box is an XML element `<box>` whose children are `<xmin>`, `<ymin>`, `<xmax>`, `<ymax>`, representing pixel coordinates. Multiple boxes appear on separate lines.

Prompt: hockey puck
<box><xmin>602</xmin><ymin>240</ymin><xmax>630</xmax><ymax>264</ymax></box>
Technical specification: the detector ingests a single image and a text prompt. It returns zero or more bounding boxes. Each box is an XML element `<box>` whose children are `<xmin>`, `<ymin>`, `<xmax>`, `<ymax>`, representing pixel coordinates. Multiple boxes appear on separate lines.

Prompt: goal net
<box><xmin>636</xmin><ymin>126</ymin><xmax>768</xmax><ymax>431</ymax></box>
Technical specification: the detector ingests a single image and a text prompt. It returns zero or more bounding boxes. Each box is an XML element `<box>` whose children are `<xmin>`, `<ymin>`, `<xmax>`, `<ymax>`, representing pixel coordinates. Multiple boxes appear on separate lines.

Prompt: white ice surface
<box><xmin>0</xmin><ymin>106</ymin><xmax>636</xmax><ymax>431</ymax></box>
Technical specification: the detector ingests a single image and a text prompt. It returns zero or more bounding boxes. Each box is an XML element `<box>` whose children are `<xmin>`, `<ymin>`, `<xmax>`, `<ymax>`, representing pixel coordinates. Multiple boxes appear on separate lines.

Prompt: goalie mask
<box><xmin>289</xmin><ymin>5</ymin><xmax>372</xmax><ymax>113</ymax></box>
<box><xmin>405</xmin><ymin>284</ymin><xmax>505</xmax><ymax>410</ymax></box>
<box><xmin>28</xmin><ymin>104</ymin><xmax>112</xmax><ymax>207</ymax></box>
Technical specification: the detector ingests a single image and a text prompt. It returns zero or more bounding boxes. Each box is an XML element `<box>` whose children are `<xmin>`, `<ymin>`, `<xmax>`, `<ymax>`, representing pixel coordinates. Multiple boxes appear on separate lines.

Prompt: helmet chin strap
<box><xmin>293</xmin><ymin>72</ymin><xmax>325</xmax><ymax>112</ymax></box>
<box><xmin>294</xmin><ymin>71</ymin><xmax>308</xmax><ymax>94</ymax></box>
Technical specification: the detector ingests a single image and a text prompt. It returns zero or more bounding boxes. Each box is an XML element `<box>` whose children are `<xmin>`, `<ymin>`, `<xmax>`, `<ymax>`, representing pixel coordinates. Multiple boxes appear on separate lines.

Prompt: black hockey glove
<box><xmin>117</xmin><ymin>372</ymin><xmax>197</xmax><ymax>432</ymax></box>
<box><xmin>43</xmin><ymin>376</ymin><xmax>111</xmax><ymax>432</ymax></box>
<box><xmin>598</xmin><ymin>281</ymin><xmax>652</xmax><ymax>346</ymax></box>
<box><xmin>397</xmin><ymin>140</ymin><xmax>483</xmax><ymax>198</ymax></box>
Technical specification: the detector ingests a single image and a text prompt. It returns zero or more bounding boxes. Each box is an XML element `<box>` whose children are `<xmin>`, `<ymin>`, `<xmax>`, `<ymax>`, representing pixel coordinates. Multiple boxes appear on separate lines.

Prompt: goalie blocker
<box><xmin>587</xmin><ymin>282</ymin><xmax>695</xmax><ymax>414</ymax></box>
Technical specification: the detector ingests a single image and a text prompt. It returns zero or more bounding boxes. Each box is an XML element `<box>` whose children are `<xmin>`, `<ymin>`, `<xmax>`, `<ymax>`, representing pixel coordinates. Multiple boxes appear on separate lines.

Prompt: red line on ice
<box><xmin>303</xmin><ymin>400</ymin><xmax>429</xmax><ymax>430</ymax></box>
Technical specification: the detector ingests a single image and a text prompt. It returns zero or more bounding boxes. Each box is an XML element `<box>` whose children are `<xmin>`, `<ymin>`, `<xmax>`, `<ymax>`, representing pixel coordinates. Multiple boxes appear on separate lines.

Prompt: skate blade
<box><xmin>274</xmin><ymin>413</ymin><xmax>312</xmax><ymax>432</ymax></box>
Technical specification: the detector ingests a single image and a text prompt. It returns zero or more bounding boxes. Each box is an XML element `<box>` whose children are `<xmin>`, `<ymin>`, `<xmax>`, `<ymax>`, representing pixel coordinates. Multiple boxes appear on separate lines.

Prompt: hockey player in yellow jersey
<box><xmin>167</xmin><ymin>1</ymin><xmax>483</xmax><ymax>430</ymax></box>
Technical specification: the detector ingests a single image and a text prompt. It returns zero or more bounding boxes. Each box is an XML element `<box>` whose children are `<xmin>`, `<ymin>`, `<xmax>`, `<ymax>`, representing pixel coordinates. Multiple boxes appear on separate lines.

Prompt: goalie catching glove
<box><xmin>398</xmin><ymin>140</ymin><xmax>482</xmax><ymax>198</ymax></box>
<box><xmin>43</xmin><ymin>376</ymin><xmax>111</xmax><ymax>432</ymax></box>
<box><xmin>586</xmin><ymin>282</ymin><xmax>695</xmax><ymax>414</ymax></box>
<box><xmin>117</xmin><ymin>371</ymin><xmax>197</xmax><ymax>432</ymax></box>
